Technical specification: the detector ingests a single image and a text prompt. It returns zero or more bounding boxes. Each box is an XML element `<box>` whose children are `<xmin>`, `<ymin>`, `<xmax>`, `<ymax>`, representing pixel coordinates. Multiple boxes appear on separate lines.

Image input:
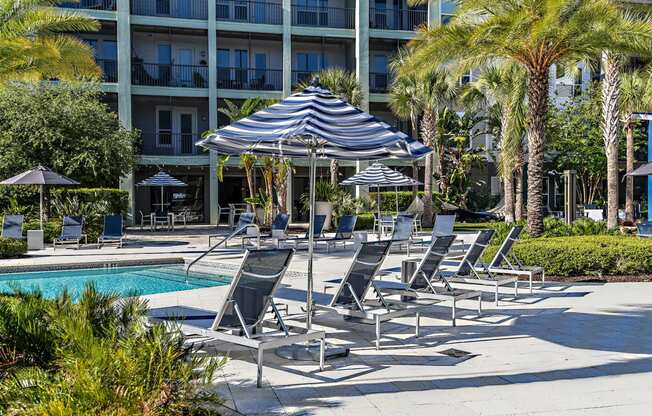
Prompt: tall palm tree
<box><xmin>461</xmin><ymin>63</ymin><xmax>527</xmax><ymax>223</ymax></box>
<box><xmin>620</xmin><ymin>68</ymin><xmax>652</xmax><ymax>222</ymax></box>
<box><xmin>404</xmin><ymin>0</ymin><xmax>651</xmax><ymax>236</ymax></box>
<box><xmin>0</xmin><ymin>0</ymin><xmax>100</xmax><ymax>82</ymax></box>
<box><xmin>296</xmin><ymin>68</ymin><xmax>361</xmax><ymax>186</ymax></box>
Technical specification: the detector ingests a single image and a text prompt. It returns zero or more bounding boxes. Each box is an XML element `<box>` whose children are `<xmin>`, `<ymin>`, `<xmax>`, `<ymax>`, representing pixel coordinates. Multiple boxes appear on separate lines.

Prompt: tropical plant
<box><xmin>0</xmin><ymin>285</ymin><xmax>224</xmax><ymax>414</ymax></box>
<box><xmin>299</xmin><ymin>180</ymin><xmax>338</xmax><ymax>214</ymax></box>
<box><xmin>296</xmin><ymin>68</ymin><xmax>362</xmax><ymax>186</ymax></box>
<box><xmin>260</xmin><ymin>157</ymin><xmax>275</xmax><ymax>224</ymax></box>
<box><xmin>0</xmin><ymin>0</ymin><xmax>100</xmax><ymax>82</ymax></box>
<box><xmin>405</xmin><ymin>0</ymin><xmax>652</xmax><ymax>236</ymax></box>
<box><xmin>274</xmin><ymin>158</ymin><xmax>292</xmax><ymax>214</ymax></box>
<box><xmin>619</xmin><ymin>68</ymin><xmax>652</xmax><ymax>222</ymax></box>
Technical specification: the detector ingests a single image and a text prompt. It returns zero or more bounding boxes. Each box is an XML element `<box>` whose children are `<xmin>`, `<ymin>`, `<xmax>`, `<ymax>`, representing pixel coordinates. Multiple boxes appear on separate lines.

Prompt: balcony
<box><xmin>369</xmin><ymin>7</ymin><xmax>427</xmax><ymax>31</ymax></box>
<box><xmin>140</xmin><ymin>132</ymin><xmax>202</xmax><ymax>155</ymax></box>
<box><xmin>217</xmin><ymin>67</ymin><xmax>282</xmax><ymax>90</ymax></box>
<box><xmin>291</xmin><ymin>70</ymin><xmax>314</xmax><ymax>87</ymax></box>
<box><xmin>369</xmin><ymin>71</ymin><xmax>391</xmax><ymax>93</ymax></box>
<box><xmin>58</xmin><ymin>0</ymin><xmax>116</xmax><ymax>10</ymax></box>
<box><xmin>216</xmin><ymin>0</ymin><xmax>282</xmax><ymax>25</ymax></box>
<box><xmin>97</xmin><ymin>59</ymin><xmax>118</xmax><ymax>82</ymax></box>
<box><xmin>132</xmin><ymin>62</ymin><xmax>208</xmax><ymax>88</ymax></box>
<box><xmin>291</xmin><ymin>4</ymin><xmax>354</xmax><ymax>29</ymax></box>
<box><xmin>131</xmin><ymin>0</ymin><xmax>208</xmax><ymax>19</ymax></box>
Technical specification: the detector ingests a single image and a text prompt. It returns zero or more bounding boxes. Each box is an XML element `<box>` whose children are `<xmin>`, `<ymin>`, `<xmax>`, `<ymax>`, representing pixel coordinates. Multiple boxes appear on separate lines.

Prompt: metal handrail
<box><xmin>186</xmin><ymin>223</ymin><xmax>260</xmax><ymax>277</ymax></box>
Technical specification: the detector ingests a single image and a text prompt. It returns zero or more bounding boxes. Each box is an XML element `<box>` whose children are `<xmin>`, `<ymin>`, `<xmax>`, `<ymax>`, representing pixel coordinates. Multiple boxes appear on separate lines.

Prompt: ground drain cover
<box><xmin>438</xmin><ymin>348</ymin><xmax>473</xmax><ymax>358</ymax></box>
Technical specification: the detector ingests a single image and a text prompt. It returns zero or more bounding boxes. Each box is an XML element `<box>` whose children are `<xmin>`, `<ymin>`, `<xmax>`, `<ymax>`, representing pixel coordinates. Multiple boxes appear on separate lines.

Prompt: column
<box><xmin>117</xmin><ymin>0</ymin><xmax>134</xmax><ymax>221</ymax></box>
<box><xmin>285</xmin><ymin>170</ymin><xmax>293</xmax><ymax>221</ymax></box>
<box><xmin>282</xmin><ymin>0</ymin><xmax>292</xmax><ymax>97</ymax></box>
<box><xmin>355</xmin><ymin>0</ymin><xmax>370</xmax><ymax>199</ymax></box>
<box><xmin>427</xmin><ymin>0</ymin><xmax>439</xmax><ymax>26</ymax></box>
<box><xmin>208</xmin><ymin>0</ymin><xmax>219</xmax><ymax>224</ymax></box>
<box><xmin>648</xmin><ymin>120</ymin><xmax>652</xmax><ymax>222</ymax></box>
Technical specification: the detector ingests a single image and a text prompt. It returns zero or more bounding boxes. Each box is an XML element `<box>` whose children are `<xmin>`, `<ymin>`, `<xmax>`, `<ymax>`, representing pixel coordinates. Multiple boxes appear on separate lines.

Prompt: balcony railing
<box><xmin>131</xmin><ymin>0</ymin><xmax>208</xmax><ymax>19</ymax></box>
<box><xmin>132</xmin><ymin>62</ymin><xmax>209</xmax><ymax>88</ymax></box>
<box><xmin>369</xmin><ymin>71</ymin><xmax>391</xmax><ymax>93</ymax></box>
<box><xmin>369</xmin><ymin>7</ymin><xmax>427</xmax><ymax>31</ymax></box>
<box><xmin>97</xmin><ymin>59</ymin><xmax>118</xmax><ymax>82</ymax></box>
<box><xmin>217</xmin><ymin>67</ymin><xmax>282</xmax><ymax>90</ymax></box>
<box><xmin>58</xmin><ymin>0</ymin><xmax>116</xmax><ymax>10</ymax></box>
<box><xmin>291</xmin><ymin>4</ymin><xmax>354</xmax><ymax>29</ymax></box>
<box><xmin>291</xmin><ymin>70</ymin><xmax>315</xmax><ymax>87</ymax></box>
<box><xmin>216</xmin><ymin>0</ymin><xmax>282</xmax><ymax>24</ymax></box>
<box><xmin>140</xmin><ymin>132</ymin><xmax>202</xmax><ymax>156</ymax></box>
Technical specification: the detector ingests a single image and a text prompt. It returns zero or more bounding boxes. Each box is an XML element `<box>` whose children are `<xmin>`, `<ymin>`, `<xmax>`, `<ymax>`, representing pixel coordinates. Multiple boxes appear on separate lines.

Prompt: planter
<box><xmin>255</xmin><ymin>207</ymin><xmax>265</xmax><ymax>224</ymax></box>
<box><xmin>315</xmin><ymin>201</ymin><xmax>333</xmax><ymax>231</ymax></box>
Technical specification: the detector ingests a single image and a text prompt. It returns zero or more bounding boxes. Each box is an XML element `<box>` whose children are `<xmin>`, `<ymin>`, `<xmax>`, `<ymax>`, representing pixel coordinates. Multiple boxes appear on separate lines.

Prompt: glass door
<box><xmin>234</xmin><ymin>49</ymin><xmax>248</xmax><ymax>87</ymax></box>
<box><xmin>179</xmin><ymin>113</ymin><xmax>194</xmax><ymax>154</ymax></box>
<box><xmin>176</xmin><ymin>48</ymin><xmax>193</xmax><ymax>87</ymax></box>
<box><xmin>254</xmin><ymin>53</ymin><xmax>267</xmax><ymax>89</ymax></box>
<box><xmin>157</xmin><ymin>44</ymin><xmax>172</xmax><ymax>86</ymax></box>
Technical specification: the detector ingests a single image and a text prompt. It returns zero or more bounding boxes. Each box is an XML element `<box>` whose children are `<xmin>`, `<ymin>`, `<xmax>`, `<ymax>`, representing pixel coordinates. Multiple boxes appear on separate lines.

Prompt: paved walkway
<box><xmin>4</xmin><ymin>228</ymin><xmax>652</xmax><ymax>415</ymax></box>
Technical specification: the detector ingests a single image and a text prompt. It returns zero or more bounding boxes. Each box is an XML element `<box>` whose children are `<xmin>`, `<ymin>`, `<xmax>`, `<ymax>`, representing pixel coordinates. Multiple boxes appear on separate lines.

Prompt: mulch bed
<box><xmin>549</xmin><ymin>275</ymin><xmax>652</xmax><ymax>283</ymax></box>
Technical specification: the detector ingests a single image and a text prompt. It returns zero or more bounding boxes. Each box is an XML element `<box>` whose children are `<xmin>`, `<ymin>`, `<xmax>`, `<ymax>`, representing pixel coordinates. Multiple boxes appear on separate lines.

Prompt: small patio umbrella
<box><xmin>624</xmin><ymin>162</ymin><xmax>652</xmax><ymax>177</ymax></box>
<box><xmin>0</xmin><ymin>165</ymin><xmax>79</xmax><ymax>229</ymax></box>
<box><xmin>340</xmin><ymin>162</ymin><xmax>421</xmax><ymax>238</ymax></box>
<box><xmin>137</xmin><ymin>171</ymin><xmax>187</xmax><ymax>213</ymax></box>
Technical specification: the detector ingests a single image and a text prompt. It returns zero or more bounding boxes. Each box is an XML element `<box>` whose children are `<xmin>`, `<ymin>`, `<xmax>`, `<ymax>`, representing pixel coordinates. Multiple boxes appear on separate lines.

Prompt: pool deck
<box><xmin>3</xmin><ymin>227</ymin><xmax>652</xmax><ymax>415</ymax></box>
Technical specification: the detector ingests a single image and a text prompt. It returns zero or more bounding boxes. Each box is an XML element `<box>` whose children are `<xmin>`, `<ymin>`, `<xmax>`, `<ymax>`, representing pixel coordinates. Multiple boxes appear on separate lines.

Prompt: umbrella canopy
<box><xmin>625</xmin><ymin>162</ymin><xmax>652</xmax><ymax>177</ymax></box>
<box><xmin>137</xmin><ymin>171</ymin><xmax>187</xmax><ymax>187</ymax></box>
<box><xmin>197</xmin><ymin>83</ymin><xmax>431</xmax><ymax>160</ymax></box>
<box><xmin>197</xmin><ymin>80</ymin><xmax>431</xmax><ymax>340</ymax></box>
<box><xmin>0</xmin><ymin>165</ymin><xmax>79</xmax><ymax>186</ymax></box>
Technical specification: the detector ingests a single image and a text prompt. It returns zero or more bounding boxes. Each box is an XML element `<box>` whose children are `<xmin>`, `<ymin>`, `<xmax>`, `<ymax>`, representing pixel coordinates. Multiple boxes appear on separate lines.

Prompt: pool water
<box><xmin>0</xmin><ymin>265</ymin><xmax>231</xmax><ymax>300</ymax></box>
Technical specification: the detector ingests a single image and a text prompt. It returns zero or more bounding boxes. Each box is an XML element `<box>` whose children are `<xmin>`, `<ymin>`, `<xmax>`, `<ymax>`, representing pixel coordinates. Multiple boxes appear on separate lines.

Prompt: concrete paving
<box><xmin>3</xmin><ymin>227</ymin><xmax>652</xmax><ymax>415</ymax></box>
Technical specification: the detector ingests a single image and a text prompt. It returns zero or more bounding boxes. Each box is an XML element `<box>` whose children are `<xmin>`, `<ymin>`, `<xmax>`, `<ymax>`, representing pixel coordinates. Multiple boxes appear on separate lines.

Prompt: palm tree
<box><xmin>620</xmin><ymin>68</ymin><xmax>652</xmax><ymax>222</ymax></box>
<box><xmin>0</xmin><ymin>0</ymin><xmax>100</xmax><ymax>82</ymax></box>
<box><xmin>404</xmin><ymin>0</ymin><xmax>651</xmax><ymax>236</ymax></box>
<box><xmin>296</xmin><ymin>68</ymin><xmax>361</xmax><ymax>186</ymax></box>
<box><xmin>461</xmin><ymin>63</ymin><xmax>527</xmax><ymax>223</ymax></box>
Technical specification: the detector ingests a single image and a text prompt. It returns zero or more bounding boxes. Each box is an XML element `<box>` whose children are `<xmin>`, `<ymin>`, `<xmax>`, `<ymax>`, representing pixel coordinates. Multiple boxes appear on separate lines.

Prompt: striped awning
<box><xmin>197</xmin><ymin>82</ymin><xmax>431</xmax><ymax>161</ymax></box>
<box><xmin>340</xmin><ymin>162</ymin><xmax>421</xmax><ymax>187</ymax></box>
<box><xmin>137</xmin><ymin>171</ymin><xmax>187</xmax><ymax>187</ymax></box>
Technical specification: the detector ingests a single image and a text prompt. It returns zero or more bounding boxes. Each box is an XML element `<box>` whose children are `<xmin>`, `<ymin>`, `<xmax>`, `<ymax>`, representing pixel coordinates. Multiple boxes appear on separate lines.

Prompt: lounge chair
<box><xmin>315</xmin><ymin>215</ymin><xmax>357</xmax><ymax>252</ymax></box>
<box><xmin>374</xmin><ymin>235</ymin><xmax>482</xmax><ymax>327</ymax></box>
<box><xmin>277</xmin><ymin>215</ymin><xmax>326</xmax><ymax>249</ymax></box>
<box><xmin>53</xmin><ymin>216</ymin><xmax>86</xmax><ymax>250</ymax></box>
<box><xmin>1</xmin><ymin>215</ymin><xmax>24</xmax><ymax>239</ymax></box>
<box><xmin>390</xmin><ymin>214</ymin><xmax>414</xmax><ymax>254</ymax></box>
<box><xmin>473</xmin><ymin>225</ymin><xmax>545</xmax><ymax>292</ymax></box>
<box><xmin>208</xmin><ymin>212</ymin><xmax>256</xmax><ymax>247</ymax></box>
<box><xmin>444</xmin><ymin>230</ymin><xmax>518</xmax><ymax>305</ymax></box>
<box><xmin>242</xmin><ymin>213</ymin><xmax>289</xmax><ymax>247</ymax></box>
<box><xmin>150</xmin><ymin>248</ymin><xmax>325</xmax><ymax>388</ymax></box>
<box><xmin>408</xmin><ymin>214</ymin><xmax>457</xmax><ymax>253</ymax></box>
<box><xmin>312</xmin><ymin>240</ymin><xmax>432</xmax><ymax>350</ymax></box>
<box><xmin>97</xmin><ymin>214</ymin><xmax>125</xmax><ymax>248</ymax></box>
<box><xmin>637</xmin><ymin>222</ymin><xmax>652</xmax><ymax>238</ymax></box>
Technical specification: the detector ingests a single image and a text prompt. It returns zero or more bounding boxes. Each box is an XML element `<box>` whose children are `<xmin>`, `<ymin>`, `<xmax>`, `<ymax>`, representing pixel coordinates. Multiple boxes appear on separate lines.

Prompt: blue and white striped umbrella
<box><xmin>340</xmin><ymin>162</ymin><xmax>421</xmax><ymax>187</ymax></box>
<box><xmin>196</xmin><ymin>83</ymin><xmax>431</xmax><ymax>160</ymax></box>
<box><xmin>137</xmin><ymin>171</ymin><xmax>187</xmax><ymax>187</ymax></box>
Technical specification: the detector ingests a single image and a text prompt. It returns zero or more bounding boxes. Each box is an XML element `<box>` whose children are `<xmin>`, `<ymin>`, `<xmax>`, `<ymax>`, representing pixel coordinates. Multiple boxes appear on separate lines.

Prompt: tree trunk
<box><xmin>625</xmin><ymin>121</ymin><xmax>635</xmax><ymax>223</ymax></box>
<box><xmin>504</xmin><ymin>174</ymin><xmax>515</xmax><ymax>223</ymax></box>
<box><xmin>330</xmin><ymin>160</ymin><xmax>338</xmax><ymax>186</ymax></box>
<box><xmin>514</xmin><ymin>168</ymin><xmax>524</xmax><ymax>221</ymax></box>
<box><xmin>421</xmin><ymin>109</ymin><xmax>437</xmax><ymax>227</ymax></box>
<box><xmin>601</xmin><ymin>51</ymin><xmax>621</xmax><ymax>230</ymax></box>
<box><xmin>525</xmin><ymin>68</ymin><xmax>549</xmax><ymax>236</ymax></box>
<box><xmin>411</xmin><ymin>112</ymin><xmax>420</xmax><ymax>198</ymax></box>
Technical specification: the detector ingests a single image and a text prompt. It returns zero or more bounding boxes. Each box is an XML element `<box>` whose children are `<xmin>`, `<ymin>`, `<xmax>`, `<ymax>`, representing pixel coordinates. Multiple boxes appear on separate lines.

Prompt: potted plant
<box><xmin>244</xmin><ymin>195</ymin><xmax>265</xmax><ymax>226</ymax></box>
<box><xmin>301</xmin><ymin>181</ymin><xmax>338</xmax><ymax>230</ymax></box>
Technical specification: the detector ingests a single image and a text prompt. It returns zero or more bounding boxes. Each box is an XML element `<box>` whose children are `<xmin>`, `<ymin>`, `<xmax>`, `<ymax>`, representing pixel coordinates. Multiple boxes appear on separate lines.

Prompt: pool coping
<box><xmin>0</xmin><ymin>257</ymin><xmax>185</xmax><ymax>274</ymax></box>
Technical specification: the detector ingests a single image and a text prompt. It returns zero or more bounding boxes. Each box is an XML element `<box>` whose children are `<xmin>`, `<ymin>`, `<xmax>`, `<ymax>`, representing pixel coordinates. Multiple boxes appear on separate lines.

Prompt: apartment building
<box><xmin>58</xmin><ymin>0</ymin><xmax>460</xmax><ymax>223</ymax></box>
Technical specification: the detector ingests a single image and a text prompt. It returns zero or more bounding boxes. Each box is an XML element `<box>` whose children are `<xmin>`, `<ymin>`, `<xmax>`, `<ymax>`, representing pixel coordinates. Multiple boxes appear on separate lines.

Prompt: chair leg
<box><xmin>415</xmin><ymin>312</ymin><xmax>421</xmax><ymax>338</ymax></box>
<box><xmin>452</xmin><ymin>298</ymin><xmax>457</xmax><ymax>327</ymax></box>
<box><xmin>495</xmin><ymin>283</ymin><xmax>499</xmax><ymax>306</ymax></box>
<box><xmin>375</xmin><ymin>314</ymin><xmax>381</xmax><ymax>350</ymax></box>
<box><xmin>477</xmin><ymin>295</ymin><xmax>482</xmax><ymax>316</ymax></box>
<box><xmin>319</xmin><ymin>337</ymin><xmax>325</xmax><ymax>371</ymax></box>
<box><xmin>256</xmin><ymin>348</ymin><xmax>264</xmax><ymax>388</ymax></box>
<box><xmin>515</xmin><ymin>280</ymin><xmax>519</xmax><ymax>298</ymax></box>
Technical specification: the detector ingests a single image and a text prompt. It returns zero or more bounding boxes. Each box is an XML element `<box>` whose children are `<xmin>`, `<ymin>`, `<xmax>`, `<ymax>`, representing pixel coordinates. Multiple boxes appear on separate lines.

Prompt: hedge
<box><xmin>51</xmin><ymin>188</ymin><xmax>129</xmax><ymax>216</ymax></box>
<box><xmin>0</xmin><ymin>237</ymin><xmax>27</xmax><ymax>258</ymax></box>
<box><xmin>24</xmin><ymin>219</ymin><xmax>61</xmax><ymax>243</ymax></box>
<box><xmin>355</xmin><ymin>213</ymin><xmax>375</xmax><ymax>231</ymax></box>
<box><xmin>368</xmin><ymin>191</ymin><xmax>444</xmax><ymax>213</ymax></box>
<box><xmin>483</xmin><ymin>235</ymin><xmax>652</xmax><ymax>277</ymax></box>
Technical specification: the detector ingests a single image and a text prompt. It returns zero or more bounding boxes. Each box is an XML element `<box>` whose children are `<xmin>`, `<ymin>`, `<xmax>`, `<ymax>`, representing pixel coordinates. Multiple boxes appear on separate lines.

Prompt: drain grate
<box><xmin>438</xmin><ymin>348</ymin><xmax>473</xmax><ymax>358</ymax></box>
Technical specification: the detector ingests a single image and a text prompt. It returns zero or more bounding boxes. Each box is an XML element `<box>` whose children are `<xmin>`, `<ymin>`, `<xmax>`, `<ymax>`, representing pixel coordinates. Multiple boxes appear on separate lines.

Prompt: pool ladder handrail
<box><xmin>186</xmin><ymin>223</ymin><xmax>260</xmax><ymax>278</ymax></box>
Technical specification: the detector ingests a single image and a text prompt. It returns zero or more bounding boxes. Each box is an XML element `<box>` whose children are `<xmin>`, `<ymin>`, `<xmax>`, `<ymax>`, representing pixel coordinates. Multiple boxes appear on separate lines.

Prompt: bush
<box><xmin>355</xmin><ymin>213</ymin><xmax>375</xmax><ymax>231</ymax></box>
<box><xmin>0</xmin><ymin>237</ymin><xmax>27</xmax><ymax>258</ymax></box>
<box><xmin>51</xmin><ymin>188</ymin><xmax>128</xmax><ymax>216</ymax></box>
<box><xmin>483</xmin><ymin>235</ymin><xmax>652</xmax><ymax>277</ymax></box>
<box><xmin>24</xmin><ymin>219</ymin><xmax>61</xmax><ymax>243</ymax></box>
<box><xmin>369</xmin><ymin>191</ymin><xmax>432</xmax><ymax>213</ymax></box>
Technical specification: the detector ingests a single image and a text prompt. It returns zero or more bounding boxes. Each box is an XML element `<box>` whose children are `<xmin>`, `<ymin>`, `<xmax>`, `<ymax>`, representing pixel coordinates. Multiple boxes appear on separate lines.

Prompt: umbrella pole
<box><xmin>39</xmin><ymin>184</ymin><xmax>44</xmax><ymax>230</ymax></box>
<box><xmin>306</xmin><ymin>148</ymin><xmax>316</xmax><ymax>330</ymax></box>
<box><xmin>161</xmin><ymin>186</ymin><xmax>164</xmax><ymax>213</ymax></box>
<box><xmin>395</xmin><ymin>186</ymin><xmax>399</xmax><ymax>214</ymax></box>
<box><xmin>377</xmin><ymin>187</ymin><xmax>381</xmax><ymax>240</ymax></box>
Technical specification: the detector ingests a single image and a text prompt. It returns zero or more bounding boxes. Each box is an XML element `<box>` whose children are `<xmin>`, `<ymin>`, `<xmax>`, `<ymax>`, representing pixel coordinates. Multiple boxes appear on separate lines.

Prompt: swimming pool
<box><xmin>0</xmin><ymin>265</ymin><xmax>231</xmax><ymax>299</ymax></box>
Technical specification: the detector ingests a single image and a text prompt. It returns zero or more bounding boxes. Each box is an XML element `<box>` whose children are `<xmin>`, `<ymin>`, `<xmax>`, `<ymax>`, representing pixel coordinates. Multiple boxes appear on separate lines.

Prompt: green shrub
<box><xmin>369</xmin><ymin>191</ymin><xmax>436</xmax><ymax>213</ymax></box>
<box><xmin>0</xmin><ymin>237</ymin><xmax>27</xmax><ymax>258</ymax></box>
<box><xmin>355</xmin><ymin>213</ymin><xmax>375</xmax><ymax>230</ymax></box>
<box><xmin>24</xmin><ymin>219</ymin><xmax>61</xmax><ymax>243</ymax></box>
<box><xmin>51</xmin><ymin>188</ymin><xmax>128</xmax><ymax>216</ymax></box>
<box><xmin>483</xmin><ymin>235</ymin><xmax>652</xmax><ymax>277</ymax></box>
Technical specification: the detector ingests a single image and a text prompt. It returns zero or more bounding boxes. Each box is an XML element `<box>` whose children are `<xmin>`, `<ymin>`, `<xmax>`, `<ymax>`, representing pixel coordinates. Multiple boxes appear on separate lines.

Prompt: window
<box><xmin>459</xmin><ymin>70</ymin><xmax>473</xmax><ymax>85</ymax></box>
<box><xmin>217</xmin><ymin>49</ymin><xmax>230</xmax><ymax>86</ymax></box>
<box><xmin>254</xmin><ymin>53</ymin><xmax>267</xmax><ymax>86</ymax></box>
<box><xmin>234</xmin><ymin>49</ymin><xmax>248</xmax><ymax>85</ymax></box>
<box><xmin>296</xmin><ymin>52</ymin><xmax>322</xmax><ymax>84</ymax></box>
<box><xmin>441</xmin><ymin>0</ymin><xmax>456</xmax><ymax>24</ymax></box>
<box><xmin>157</xmin><ymin>110</ymin><xmax>172</xmax><ymax>146</ymax></box>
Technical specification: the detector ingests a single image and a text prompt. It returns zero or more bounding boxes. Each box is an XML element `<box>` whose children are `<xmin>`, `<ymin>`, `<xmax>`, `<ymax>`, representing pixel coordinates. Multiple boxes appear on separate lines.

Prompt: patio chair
<box><xmin>473</xmin><ymin>225</ymin><xmax>545</xmax><ymax>292</ymax></box>
<box><xmin>277</xmin><ymin>215</ymin><xmax>326</xmax><ymax>249</ymax></box>
<box><xmin>208</xmin><ymin>212</ymin><xmax>256</xmax><ymax>247</ymax></box>
<box><xmin>312</xmin><ymin>240</ymin><xmax>431</xmax><ymax>350</ymax></box>
<box><xmin>152</xmin><ymin>210</ymin><xmax>170</xmax><ymax>231</ymax></box>
<box><xmin>216</xmin><ymin>203</ymin><xmax>231</xmax><ymax>225</ymax></box>
<box><xmin>1</xmin><ymin>215</ymin><xmax>24</xmax><ymax>239</ymax></box>
<box><xmin>97</xmin><ymin>214</ymin><xmax>125</xmax><ymax>248</ymax></box>
<box><xmin>149</xmin><ymin>248</ymin><xmax>325</xmax><ymax>388</ymax></box>
<box><xmin>374</xmin><ymin>235</ymin><xmax>482</xmax><ymax>327</ymax></box>
<box><xmin>389</xmin><ymin>214</ymin><xmax>414</xmax><ymax>254</ymax></box>
<box><xmin>53</xmin><ymin>216</ymin><xmax>86</xmax><ymax>250</ymax></box>
<box><xmin>637</xmin><ymin>222</ymin><xmax>652</xmax><ymax>238</ymax></box>
<box><xmin>373</xmin><ymin>213</ymin><xmax>395</xmax><ymax>235</ymax></box>
<box><xmin>444</xmin><ymin>230</ymin><xmax>518</xmax><ymax>305</ymax></box>
<box><xmin>315</xmin><ymin>215</ymin><xmax>357</xmax><ymax>252</ymax></box>
<box><xmin>138</xmin><ymin>210</ymin><xmax>153</xmax><ymax>231</ymax></box>
<box><xmin>408</xmin><ymin>214</ymin><xmax>457</xmax><ymax>253</ymax></box>
<box><xmin>242</xmin><ymin>213</ymin><xmax>290</xmax><ymax>247</ymax></box>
